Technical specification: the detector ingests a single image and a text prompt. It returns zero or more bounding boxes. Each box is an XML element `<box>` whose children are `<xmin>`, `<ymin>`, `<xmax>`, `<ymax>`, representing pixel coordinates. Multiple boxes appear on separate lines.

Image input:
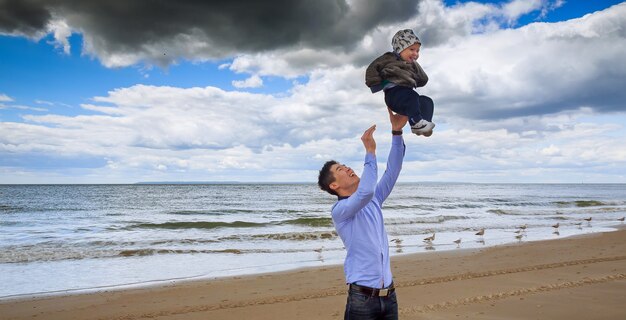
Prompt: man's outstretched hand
<box><xmin>388</xmin><ymin>108</ymin><xmax>408</xmax><ymax>131</ymax></box>
<box><xmin>361</xmin><ymin>125</ymin><xmax>376</xmax><ymax>155</ymax></box>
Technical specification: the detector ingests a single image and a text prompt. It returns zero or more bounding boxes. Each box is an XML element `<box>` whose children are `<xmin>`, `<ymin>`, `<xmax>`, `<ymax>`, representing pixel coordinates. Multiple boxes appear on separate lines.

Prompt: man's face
<box><xmin>399</xmin><ymin>43</ymin><xmax>420</xmax><ymax>62</ymax></box>
<box><xmin>329</xmin><ymin>163</ymin><xmax>359</xmax><ymax>193</ymax></box>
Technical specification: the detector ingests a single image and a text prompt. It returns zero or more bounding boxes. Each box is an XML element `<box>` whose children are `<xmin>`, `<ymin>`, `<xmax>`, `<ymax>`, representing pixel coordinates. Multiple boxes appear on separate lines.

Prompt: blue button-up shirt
<box><xmin>331</xmin><ymin>135</ymin><xmax>405</xmax><ymax>288</ymax></box>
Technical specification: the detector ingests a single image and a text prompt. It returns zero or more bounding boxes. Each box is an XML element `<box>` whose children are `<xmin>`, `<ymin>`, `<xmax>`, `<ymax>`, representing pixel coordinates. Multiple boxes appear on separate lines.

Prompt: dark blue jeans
<box><xmin>344</xmin><ymin>289</ymin><xmax>398</xmax><ymax>320</ymax></box>
<box><xmin>384</xmin><ymin>86</ymin><xmax>434</xmax><ymax>126</ymax></box>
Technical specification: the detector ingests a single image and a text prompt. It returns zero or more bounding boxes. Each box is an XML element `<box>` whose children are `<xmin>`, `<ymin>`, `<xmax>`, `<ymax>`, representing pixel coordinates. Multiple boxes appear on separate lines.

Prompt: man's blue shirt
<box><xmin>331</xmin><ymin>135</ymin><xmax>405</xmax><ymax>288</ymax></box>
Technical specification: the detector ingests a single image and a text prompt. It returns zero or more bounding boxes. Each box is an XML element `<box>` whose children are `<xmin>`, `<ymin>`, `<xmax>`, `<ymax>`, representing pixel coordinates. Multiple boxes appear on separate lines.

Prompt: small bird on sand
<box><xmin>584</xmin><ymin>217</ymin><xmax>592</xmax><ymax>222</ymax></box>
<box><xmin>453</xmin><ymin>238</ymin><xmax>462</xmax><ymax>247</ymax></box>
<box><xmin>390</xmin><ymin>238</ymin><xmax>403</xmax><ymax>245</ymax></box>
<box><xmin>518</xmin><ymin>224</ymin><xmax>527</xmax><ymax>230</ymax></box>
<box><xmin>475</xmin><ymin>228</ymin><xmax>485</xmax><ymax>236</ymax></box>
<box><xmin>515</xmin><ymin>234</ymin><xmax>524</xmax><ymax>241</ymax></box>
<box><xmin>552</xmin><ymin>223</ymin><xmax>560</xmax><ymax>229</ymax></box>
<box><xmin>423</xmin><ymin>233</ymin><xmax>435</xmax><ymax>242</ymax></box>
<box><xmin>618</xmin><ymin>217</ymin><xmax>625</xmax><ymax>222</ymax></box>
<box><xmin>314</xmin><ymin>246</ymin><xmax>325</xmax><ymax>262</ymax></box>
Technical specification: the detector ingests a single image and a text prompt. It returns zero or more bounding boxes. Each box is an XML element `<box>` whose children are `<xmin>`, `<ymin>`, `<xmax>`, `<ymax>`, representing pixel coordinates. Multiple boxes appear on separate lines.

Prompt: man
<box><xmin>318</xmin><ymin>108</ymin><xmax>407</xmax><ymax>320</ymax></box>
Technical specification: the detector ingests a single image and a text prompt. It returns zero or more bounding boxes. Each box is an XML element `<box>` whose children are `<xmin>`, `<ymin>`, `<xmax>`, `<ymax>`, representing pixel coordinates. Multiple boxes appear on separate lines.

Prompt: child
<box><xmin>365</xmin><ymin>29</ymin><xmax>435</xmax><ymax>136</ymax></box>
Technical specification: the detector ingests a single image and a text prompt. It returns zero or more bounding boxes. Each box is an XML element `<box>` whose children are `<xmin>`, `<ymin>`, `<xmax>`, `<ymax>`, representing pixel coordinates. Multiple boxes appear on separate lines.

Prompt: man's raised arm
<box><xmin>376</xmin><ymin>109</ymin><xmax>407</xmax><ymax>203</ymax></box>
<box><xmin>332</xmin><ymin>125</ymin><xmax>378</xmax><ymax>223</ymax></box>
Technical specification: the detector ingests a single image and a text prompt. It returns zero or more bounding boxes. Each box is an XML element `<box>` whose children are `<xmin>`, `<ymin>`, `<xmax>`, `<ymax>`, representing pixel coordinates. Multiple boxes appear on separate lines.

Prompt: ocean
<box><xmin>1</xmin><ymin>183</ymin><xmax>625</xmax><ymax>299</ymax></box>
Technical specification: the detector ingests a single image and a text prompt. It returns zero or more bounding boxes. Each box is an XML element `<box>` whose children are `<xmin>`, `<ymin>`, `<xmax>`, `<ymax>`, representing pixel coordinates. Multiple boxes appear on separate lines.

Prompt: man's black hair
<box><xmin>318</xmin><ymin>160</ymin><xmax>338</xmax><ymax>196</ymax></box>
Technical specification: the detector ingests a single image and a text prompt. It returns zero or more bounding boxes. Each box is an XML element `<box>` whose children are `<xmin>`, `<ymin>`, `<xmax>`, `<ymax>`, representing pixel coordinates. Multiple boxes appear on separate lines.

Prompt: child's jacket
<box><xmin>365</xmin><ymin>52</ymin><xmax>428</xmax><ymax>93</ymax></box>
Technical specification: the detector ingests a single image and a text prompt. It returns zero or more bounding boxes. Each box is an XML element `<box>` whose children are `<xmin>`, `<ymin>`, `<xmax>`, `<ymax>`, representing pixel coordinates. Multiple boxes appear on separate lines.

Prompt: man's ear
<box><xmin>329</xmin><ymin>182</ymin><xmax>339</xmax><ymax>192</ymax></box>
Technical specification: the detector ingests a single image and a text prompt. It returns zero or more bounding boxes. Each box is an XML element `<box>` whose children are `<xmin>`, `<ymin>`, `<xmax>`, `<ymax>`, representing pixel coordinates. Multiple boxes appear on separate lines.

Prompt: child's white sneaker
<box><xmin>411</xmin><ymin>120</ymin><xmax>435</xmax><ymax>135</ymax></box>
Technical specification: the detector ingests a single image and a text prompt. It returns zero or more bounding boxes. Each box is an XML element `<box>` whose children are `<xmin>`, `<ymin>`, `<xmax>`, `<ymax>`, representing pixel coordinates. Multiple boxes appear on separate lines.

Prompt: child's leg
<box><xmin>384</xmin><ymin>86</ymin><xmax>422</xmax><ymax>126</ymax></box>
<box><xmin>418</xmin><ymin>95</ymin><xmax>434</xmax><ymax>122</ymax></box>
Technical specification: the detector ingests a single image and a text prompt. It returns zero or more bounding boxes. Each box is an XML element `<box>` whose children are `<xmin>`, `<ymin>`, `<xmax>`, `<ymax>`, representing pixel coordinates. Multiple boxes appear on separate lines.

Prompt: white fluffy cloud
<box><xmin>3</xmin><ymin>79</ymin><xmax>625</xmax><ymax>184</ymax></box>
<box><xmin>1</xmin><ymin>0</ymin><xmax>625</xmax><ymax>183</ymax></box>
<box><xmin>232</xmin><ymin>75</ymin><xmax>264</xmax><ymax>88</ymax></box>
<box><xmin>228</xmin><ymin>0</ymin><xmax>626</xmax><ymax>120</ymax></box>
<box><xmin>502</xmin><ymin>0</ymin><xmax>546</xmax><ymax>23</ymax></box>
<box><xmin>47</xmin><ymin>18</ymin><xmax>72</xmax><ymax>54</ymax></box>
<box><xmin>0</xmin><ymin>93</ymin><xmax>13</xmax><ymax>102</ymax></box>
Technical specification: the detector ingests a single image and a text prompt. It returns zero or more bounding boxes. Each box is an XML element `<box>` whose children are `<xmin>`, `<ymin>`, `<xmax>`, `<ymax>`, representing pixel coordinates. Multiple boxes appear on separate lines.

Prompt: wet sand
<box><xmin>2</xmin><ymin>228</ymin><xmax>625</xmax><ymax>320</ymax></box>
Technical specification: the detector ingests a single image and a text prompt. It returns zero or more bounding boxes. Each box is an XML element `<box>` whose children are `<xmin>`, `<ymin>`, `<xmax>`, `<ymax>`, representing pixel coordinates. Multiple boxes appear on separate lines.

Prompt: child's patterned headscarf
<box><xmin>392</xmin><ymin>29</ymin><xmax>421</xmax><ymax>54</ymax></box>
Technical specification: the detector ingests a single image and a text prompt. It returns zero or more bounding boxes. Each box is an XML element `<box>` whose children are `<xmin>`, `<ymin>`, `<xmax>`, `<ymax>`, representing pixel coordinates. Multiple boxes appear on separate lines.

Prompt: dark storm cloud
<box><xmin>0</xmin><ymin>0</ymin><xmax>421</xmax><ymax>64</ymax></box>
<box><xmin>445</xmin><ymin>71</ymin><xmax>626</xmax><ymax>122</ymax></box>
<box><xmin>0</xmin><ymin>0</ymin><xmax>51</xmax><ymax>36</ymax></box>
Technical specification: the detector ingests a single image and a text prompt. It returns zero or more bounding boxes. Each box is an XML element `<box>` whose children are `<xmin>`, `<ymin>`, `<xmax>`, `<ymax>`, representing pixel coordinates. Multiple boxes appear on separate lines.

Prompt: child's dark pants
<box><xmin>384</xmin><ymin>86</ymin><xmax>434</xmax><ymax>126</ymax></box>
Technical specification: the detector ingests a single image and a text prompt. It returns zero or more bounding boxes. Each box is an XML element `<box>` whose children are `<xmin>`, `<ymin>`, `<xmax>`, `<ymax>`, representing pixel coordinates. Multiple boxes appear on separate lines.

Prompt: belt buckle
<box><xmin>378</xmin><ymin>288</ymin><xmax>389</xmax><ymax>296</ymax></box>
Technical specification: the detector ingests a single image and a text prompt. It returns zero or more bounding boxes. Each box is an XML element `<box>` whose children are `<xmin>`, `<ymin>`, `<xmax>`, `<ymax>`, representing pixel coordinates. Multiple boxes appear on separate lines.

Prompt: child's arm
<box><xmin>365</xmin><ymin>58</ymin><xmax>384</xmax><ymax>92</ymax></box>
<box><xmin>414</xmin><ymin>61</ymin><xmax>429</xmax><ymax>87</ymax></box>
<box><xmin>365</xmin><ymin>53</ymin><xmax>396</xmax><ymax>93</ymax></box>
<box><xmin>381</xmin><ymin>63</ymin><xmax>416</xmax><ymax>87</ymax></box>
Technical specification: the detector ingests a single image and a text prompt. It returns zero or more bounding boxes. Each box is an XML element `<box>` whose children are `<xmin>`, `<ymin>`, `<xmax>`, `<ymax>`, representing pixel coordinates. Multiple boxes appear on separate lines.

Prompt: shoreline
<box><xmin>2</xmin><ymin>227</ymin><xmax>625</xmax><ymax>319</ymax></box>
<box><xmin>2</xmin><ymin>223</ymin><xmax>619</xmax><ymax>301</ymax></box>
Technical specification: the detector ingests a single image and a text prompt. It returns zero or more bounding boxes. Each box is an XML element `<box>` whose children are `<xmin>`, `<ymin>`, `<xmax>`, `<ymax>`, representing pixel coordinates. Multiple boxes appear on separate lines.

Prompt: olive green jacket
<box><xmin>365</xmin><ymin>52</ymin><xmax>428</xmax><ymax>93</ymax></box>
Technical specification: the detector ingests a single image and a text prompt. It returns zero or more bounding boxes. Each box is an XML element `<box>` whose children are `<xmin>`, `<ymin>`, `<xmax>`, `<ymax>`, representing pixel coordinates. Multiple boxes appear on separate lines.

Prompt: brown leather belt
<box><xmin>349</xmin><ymin>283</ymin><xmax>395</xmax><ymax>297</ymax></box>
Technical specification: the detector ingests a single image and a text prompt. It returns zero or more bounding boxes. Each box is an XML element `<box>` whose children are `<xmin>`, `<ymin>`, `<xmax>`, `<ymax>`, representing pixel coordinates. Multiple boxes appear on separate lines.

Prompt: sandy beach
<box><xmin>2</xmin><ymin>228</ymin><xmax>625</xmax><ymax>320</ymax></box>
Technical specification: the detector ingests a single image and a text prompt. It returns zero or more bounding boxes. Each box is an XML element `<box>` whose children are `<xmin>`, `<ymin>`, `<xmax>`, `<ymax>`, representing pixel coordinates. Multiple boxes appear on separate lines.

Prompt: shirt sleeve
<box><xmin>375</xmin><ymin>135</ymin><xmax>405</xmax><ymax>204</ymax></box>
<box><xmin>331</xmin><ymin>153</ymin><xmax>378</xmax><ymax>224</ymax></box>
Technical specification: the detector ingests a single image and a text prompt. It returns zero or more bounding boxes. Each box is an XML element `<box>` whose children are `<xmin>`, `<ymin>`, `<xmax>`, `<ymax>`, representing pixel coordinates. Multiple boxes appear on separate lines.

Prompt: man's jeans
<box><xmin>344</xmin><ymin>289</ymin><xmax>398</xmax><ymax>320</ymax></box>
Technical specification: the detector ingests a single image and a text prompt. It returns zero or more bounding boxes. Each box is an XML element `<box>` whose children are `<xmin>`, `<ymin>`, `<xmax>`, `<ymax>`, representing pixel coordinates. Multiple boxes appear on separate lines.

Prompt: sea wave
<box><xmin>488</xmin><ymin>205</ymin><xmax>625</xmax><ymax>216</ymax></box>
<box><xmin>384</xmin><ymin>204</ymin><xmax>437</xmax><ymax>211</ymax></box>
<box><xmin>219</xmin><ymin>230</ymin><xmax>338</xmax><ymax>241</ymax></box>
<box><xmin>439</xmin><ymin>203</ymin><xmax>484</xmax><ymax>209</ymax></box>
<box><xmin>385</xmin><ymin>203</ymin><xmax>487</xmax><ymax>211</ymax></box>
<box><xmin>126</xmin><ymin>217</ymin><xmax>335</xmax><ymax>230</ymax></box>
<box><xmin>555</xmin><ymin>200</ymin><xmax>607</xmax><ymax>207</ymax></box>
<box><xmin>274</xmin><ymin>208</ymin><xmax>326</xmax><ymax>214</ymax></box>
<box><xmin>166</xmin><ymin>210</ymin><xmax>228</xmax><ymax>215</ymax></box>
<box><xmin>0</xmin><ymin>206</ymin><xmax>91</xmax><ymax>213</ymax></box>
<box><xmin>279</xmin><ymin>217</ymin><xmax>333</xmax><ymax>227</ymax></box>
<box><xmin>488</xmin><ymin>209</ymin><xmax>513</xmax><ymax>215</ymax></box>
<box><xmin>386</xmin><ymin>215</ymin><xmax>469</xmax><ymax>225</ymax></box>
<box><xmin>0</xmin><ymin>243</ymin><xmax>339</xmax><ymax>263</ymax></box>
<box><xmin>128</xmin><ymin>221</ymin><xmax>267</xmax><ymax>230</ymax></box>
<box><xmin>0</xmin><ymin>204</ymin><xmax>24</xmax><ymax>213</ymax></box>
<box><xmin>0</xmin><ymin>221</ymin><xmax>21</xmax><ymax>226</ymax></box>
<box><xmin>0</xmin><ymin>245</ymin><xmax>121</xmax><ymax>263</ymax></box>
<box><xmin>117</xmin><ymin>248</ymin><xmax>251</xmax><ymax>256</ymax></box>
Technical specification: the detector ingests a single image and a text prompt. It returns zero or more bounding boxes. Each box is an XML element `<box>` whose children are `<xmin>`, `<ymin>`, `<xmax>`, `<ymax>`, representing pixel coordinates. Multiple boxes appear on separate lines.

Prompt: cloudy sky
<box><xmin>1</xmin><ymin>0</ymin><xmax>625</xmax><ymax>184</ymax></box>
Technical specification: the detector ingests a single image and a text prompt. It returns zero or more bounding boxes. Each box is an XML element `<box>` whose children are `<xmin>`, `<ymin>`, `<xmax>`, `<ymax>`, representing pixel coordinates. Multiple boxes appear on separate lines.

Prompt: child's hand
<box><xmin>388</xmin><ymin>108</ymin><xmax>408</xmax><ymax>131</ymax></box>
